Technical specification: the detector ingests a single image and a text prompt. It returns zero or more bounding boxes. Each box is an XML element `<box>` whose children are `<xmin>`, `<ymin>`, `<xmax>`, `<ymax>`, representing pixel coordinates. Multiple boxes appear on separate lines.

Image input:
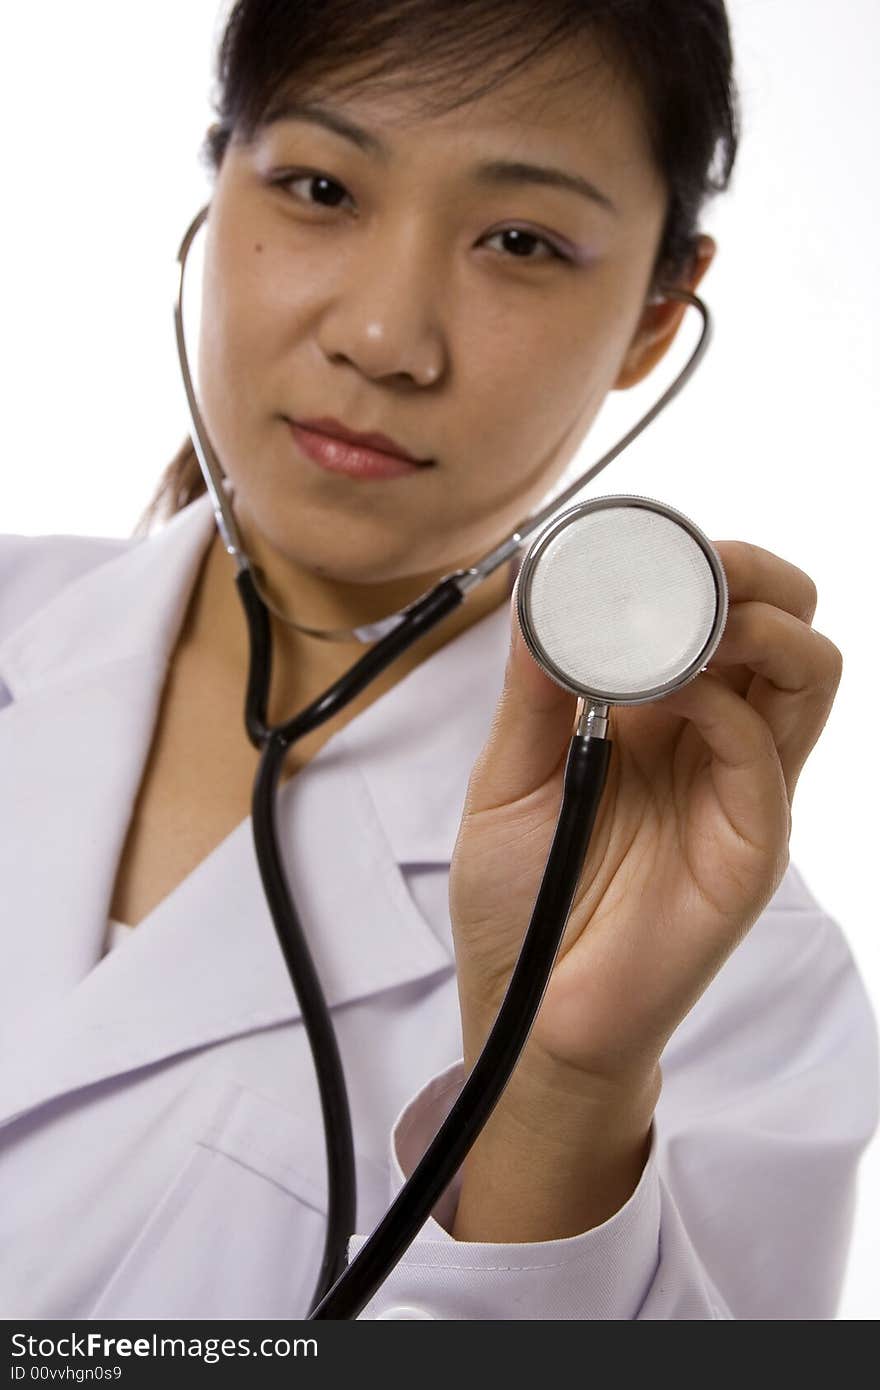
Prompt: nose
<box><xmin>314</xmin><ymin>222</ymin><xmax>448</xmax><ymax>387</ymax></box>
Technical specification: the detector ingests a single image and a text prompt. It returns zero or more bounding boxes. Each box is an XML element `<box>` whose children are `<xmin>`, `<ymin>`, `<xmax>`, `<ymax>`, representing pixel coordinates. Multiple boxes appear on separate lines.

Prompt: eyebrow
<box><xmin>261</xmin><ymin>100</ymin><xmax>619</xmax><ymax>216</ymax></box>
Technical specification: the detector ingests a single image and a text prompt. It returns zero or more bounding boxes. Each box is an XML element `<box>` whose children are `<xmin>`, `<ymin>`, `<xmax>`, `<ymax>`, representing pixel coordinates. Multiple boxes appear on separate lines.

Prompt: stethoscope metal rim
<box><xmin>515</xmin><ymin>494</ymin><xmax>730</xmax><ymax>707</ymax></box>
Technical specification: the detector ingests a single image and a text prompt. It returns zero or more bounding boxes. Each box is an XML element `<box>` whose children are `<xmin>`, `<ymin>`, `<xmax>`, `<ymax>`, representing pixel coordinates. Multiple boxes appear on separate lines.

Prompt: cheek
<box><xmin>452</xmin><ymin>322</ymin><xmax>605</xmax><ymax>495</ymax></box>
<box><xmin>197</xmin><ymin>250</ymin><xmax>307</xmax><ymax>456</ymax></box>
<box><xmin>200</xmin><ymin>245</ymin><xmax>274</xmax><ymax>380</ymax></box>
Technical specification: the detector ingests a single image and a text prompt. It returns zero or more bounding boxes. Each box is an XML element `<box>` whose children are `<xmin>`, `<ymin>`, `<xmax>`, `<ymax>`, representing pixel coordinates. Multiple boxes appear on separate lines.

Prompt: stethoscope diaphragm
<box><xmin>515</xmin><ymin>495</ymin><xmax>728</xmax><ymax>706</ymax></box>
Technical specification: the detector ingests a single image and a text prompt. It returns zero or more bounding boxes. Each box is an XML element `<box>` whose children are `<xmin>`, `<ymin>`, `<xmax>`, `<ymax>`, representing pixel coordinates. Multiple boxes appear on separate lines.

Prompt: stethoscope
<box><xmin>173</xmin><ymin>203</ymin><xmax>728</xmax><ymax>1319</ymax></box>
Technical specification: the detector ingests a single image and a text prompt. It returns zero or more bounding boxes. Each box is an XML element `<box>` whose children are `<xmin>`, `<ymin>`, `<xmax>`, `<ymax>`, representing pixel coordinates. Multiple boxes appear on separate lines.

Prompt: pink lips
<box><xmin>288</xmin><ymin>420</ymin><xmax>432</xmax><ymax>480</ymax></box>
<box><xmin>297</xmin><ymin>416</ymin><xmax>429</xmax><ymax>463</ymax></box>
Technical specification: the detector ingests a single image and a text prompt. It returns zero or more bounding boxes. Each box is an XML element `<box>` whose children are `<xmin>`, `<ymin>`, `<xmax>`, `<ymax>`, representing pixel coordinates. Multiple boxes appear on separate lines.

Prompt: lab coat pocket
<box><xmin>88</xmin><ymin>1075</ymin><xmax>354</xmax><ymax>1320</ymax></box>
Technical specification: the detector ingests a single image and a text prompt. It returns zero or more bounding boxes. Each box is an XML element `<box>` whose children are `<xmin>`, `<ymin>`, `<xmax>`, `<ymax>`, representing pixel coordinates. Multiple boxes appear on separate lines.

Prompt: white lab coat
<box><xmin>0</xmin><ymin>490</ymin><xmax>877</xmax><ymax>1321</ymax></box>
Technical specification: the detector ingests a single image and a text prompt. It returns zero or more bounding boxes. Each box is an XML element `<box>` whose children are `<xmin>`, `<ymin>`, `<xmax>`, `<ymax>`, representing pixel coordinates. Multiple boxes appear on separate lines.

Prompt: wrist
<box><xmin>473</xmin><ymin>1046</ymin><xmax>661</xmax><ymax>1154</ymax></box>
<box><xmin>461</xmin><ymin>1002</ymin><xmax>662</xmax><ymax>1122</ymax></box>
<box><xmin>450</xmin><ymin>1081</ymin><xmax>657</xmax><ymax>1244</ymax></box>
<box><xmin>449</xmin><ymin>1043</ymin><xmax>660</xmax><ymax>1244</ymax></box>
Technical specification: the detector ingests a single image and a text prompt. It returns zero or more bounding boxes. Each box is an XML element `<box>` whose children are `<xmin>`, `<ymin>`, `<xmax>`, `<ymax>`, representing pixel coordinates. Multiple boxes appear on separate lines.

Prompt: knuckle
<box><xmin>714</xmin><ymin>537</ymin><xmax>755</xmax><ymax>574</ymax></box>
<box><xmin>823</xmin><ymin>636</ymin><xmax>844</xmax><ymax>683</ymax></box>
<box><xmin>810</xmin><ymin>631</ymin><xmax>843</xmax><ymax>693</ymax></box>
<box><xmin>714</xmin><ymin>539</ymin><xmax>820</xmax><ymax>624</ymax></box>
<box><xmin>797</xmin><ymin>568</ymin><xmax>819</xmax><ymax>621</ymax></box>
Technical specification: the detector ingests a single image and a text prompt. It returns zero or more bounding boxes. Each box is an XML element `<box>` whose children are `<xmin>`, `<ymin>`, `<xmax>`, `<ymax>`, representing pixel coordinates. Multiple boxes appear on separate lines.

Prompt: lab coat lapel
<box><xmin>0</xmin><ymin>493</ymin><xmax>514</xmax><ymax>1128</ymax></box>
<box><xmin>0</xmin><ymin>499</ymin><xmax>213</xmax><ymax>1021</ymax></box>
<box><xmin>0</xmin><ymin>728</ymin><xmax>455</xmax><ymax>1129</ymax></box>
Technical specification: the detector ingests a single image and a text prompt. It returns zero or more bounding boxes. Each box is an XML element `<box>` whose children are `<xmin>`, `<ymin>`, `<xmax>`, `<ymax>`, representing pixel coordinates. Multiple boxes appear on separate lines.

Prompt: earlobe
<box><xmin>613</xmin><ymin>234</ymin><xmax>717</xmax><ymax>391</ymax></box>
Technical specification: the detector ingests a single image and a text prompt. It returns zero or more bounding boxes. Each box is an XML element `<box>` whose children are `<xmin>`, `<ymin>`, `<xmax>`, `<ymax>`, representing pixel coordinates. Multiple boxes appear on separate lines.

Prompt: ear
<box><xmin>614</xmin><ymin>234</ymin><xmax>717</xmax><ymax>391</ymax></box>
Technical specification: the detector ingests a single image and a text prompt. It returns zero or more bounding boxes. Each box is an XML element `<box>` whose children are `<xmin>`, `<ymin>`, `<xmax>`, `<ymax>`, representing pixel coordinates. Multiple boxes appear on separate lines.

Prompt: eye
<box><xmin>482</xmin><ymin>227</ymin><xmax>570</xmax><ymax>264</ymax></box>
<box><xmin>271</xmin><ymin>172</ymin><xmax>571</xmax><ymax>264</ymax></box>
<box><xmin>272</xmin><ymin>169</ymin><xmax>355</xmax><ymax>210</ymax></box>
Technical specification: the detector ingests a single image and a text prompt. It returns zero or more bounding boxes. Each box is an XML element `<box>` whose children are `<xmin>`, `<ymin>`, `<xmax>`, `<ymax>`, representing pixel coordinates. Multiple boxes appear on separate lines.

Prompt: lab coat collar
<box><xmin>0</xmin><ymin>492</ymin><xmax>516</xmax><ymax>1126</ymax></box>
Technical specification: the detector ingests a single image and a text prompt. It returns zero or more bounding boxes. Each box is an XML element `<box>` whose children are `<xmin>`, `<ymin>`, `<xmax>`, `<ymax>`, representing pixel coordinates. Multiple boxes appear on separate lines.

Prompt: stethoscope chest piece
<box><xmin>515</xmin><ymin>494</ymin><xmax>729</xmax><ymax>707</ymax></box>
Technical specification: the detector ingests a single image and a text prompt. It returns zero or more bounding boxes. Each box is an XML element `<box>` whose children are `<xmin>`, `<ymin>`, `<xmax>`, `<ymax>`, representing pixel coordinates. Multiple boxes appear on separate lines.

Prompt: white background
<box><xmin>1</xmin><ymin>0</ymin><xmax>877</xmax><ymax>1317</ymax></box>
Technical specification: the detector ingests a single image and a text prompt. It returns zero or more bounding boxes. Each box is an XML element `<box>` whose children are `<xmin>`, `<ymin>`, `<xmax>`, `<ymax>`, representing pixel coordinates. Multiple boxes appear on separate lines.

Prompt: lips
<box><xmin>292</xmin><ymin>416</ymin><xmax>433</xmax><ymax>466</ymax></box>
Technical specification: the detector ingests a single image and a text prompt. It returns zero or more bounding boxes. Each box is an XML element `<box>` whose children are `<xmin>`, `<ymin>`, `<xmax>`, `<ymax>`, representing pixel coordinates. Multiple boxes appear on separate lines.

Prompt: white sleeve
<box><xmin>348</xmin><ymin>866</ymin><xmax>879</xmax><ymax>1319</ymax></box>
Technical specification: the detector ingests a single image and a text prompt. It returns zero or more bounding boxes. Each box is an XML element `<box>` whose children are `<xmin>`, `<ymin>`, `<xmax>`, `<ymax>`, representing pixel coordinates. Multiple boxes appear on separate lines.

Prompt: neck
<box><xmin>179</xmin><ymin>503</ymin><xmax>517</xmax><ymax>723</ymax></box>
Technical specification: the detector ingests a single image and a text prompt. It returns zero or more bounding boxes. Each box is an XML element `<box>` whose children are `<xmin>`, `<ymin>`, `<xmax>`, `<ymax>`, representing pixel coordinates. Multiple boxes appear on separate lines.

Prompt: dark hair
<box><xmin>138</xmin><ymin>0</ymin><xmax>739</xmax><ymax>534</ymax></box>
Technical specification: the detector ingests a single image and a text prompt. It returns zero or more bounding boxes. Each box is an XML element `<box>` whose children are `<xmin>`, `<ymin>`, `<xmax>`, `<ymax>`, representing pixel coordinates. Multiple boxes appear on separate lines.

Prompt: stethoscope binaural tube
<box><xmin>172</xmin><ymin>202</ymin><xmax>717</xmax><ymax>1317</ymax></box>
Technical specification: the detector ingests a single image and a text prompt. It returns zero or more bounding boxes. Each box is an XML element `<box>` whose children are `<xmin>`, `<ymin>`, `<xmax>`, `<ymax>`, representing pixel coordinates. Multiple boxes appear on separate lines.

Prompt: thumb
<box><xmin>466</xmin><ymin>594</ymin><xmax>579</xmax><ymax>813</ymax></box>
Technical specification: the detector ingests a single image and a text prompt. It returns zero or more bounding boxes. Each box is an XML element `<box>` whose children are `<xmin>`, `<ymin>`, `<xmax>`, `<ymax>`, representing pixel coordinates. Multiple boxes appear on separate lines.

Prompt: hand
<box><xmin>449</xmin><ymin>540</ymin><xmax>843</xmax><ymax>1095</ymax></box>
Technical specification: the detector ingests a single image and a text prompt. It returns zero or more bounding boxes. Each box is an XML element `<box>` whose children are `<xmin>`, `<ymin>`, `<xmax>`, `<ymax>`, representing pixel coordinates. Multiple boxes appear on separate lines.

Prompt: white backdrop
<box><xmin>1</xmin><ymin>0</ymin><xmax>877</xmax><ymax>1318</ymax></box>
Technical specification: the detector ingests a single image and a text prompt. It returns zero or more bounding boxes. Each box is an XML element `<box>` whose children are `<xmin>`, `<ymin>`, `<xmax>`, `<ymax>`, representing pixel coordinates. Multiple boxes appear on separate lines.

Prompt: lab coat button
<box><xmin>376</xmin><ymin>1304</ymin><xmax>436</xmax><ymax>1319</ymax></box>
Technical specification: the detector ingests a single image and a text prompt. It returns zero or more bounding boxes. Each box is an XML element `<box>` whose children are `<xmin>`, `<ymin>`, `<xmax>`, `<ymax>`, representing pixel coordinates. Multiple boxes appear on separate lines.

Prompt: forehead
<box><xmin>260</xmin><ymin>37</ymin><xmax>658</xmax><ymax>174</ymax></box>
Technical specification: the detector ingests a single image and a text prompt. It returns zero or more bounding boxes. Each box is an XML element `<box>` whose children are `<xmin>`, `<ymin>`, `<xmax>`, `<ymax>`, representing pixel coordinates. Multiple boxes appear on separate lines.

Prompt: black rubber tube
<box><xmin>308</xmin><ymin>731</ymin><xmax>613</xmax><ymax>1319</ymax></box>
<box><xmin>252</xmin><ymin>730</ymin><xmax>356</xmax><ymax>1308</ymax></box>
<box><xmin>242</xmin><ymin>573</ymin><xmax>465</xmax><ymax>1312</ymax></box>
<box><xmin>235</xmin><ymin>567</ymin><xmax>272</xmax><ymax>748</ymax></box>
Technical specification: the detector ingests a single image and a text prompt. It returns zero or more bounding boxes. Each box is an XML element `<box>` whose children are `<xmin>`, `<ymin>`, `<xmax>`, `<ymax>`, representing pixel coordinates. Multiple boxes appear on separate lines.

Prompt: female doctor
<box><xmin>1</xmin><ymin>0</ymin><xmax>877</xmax><ymax>1321</ymax></box>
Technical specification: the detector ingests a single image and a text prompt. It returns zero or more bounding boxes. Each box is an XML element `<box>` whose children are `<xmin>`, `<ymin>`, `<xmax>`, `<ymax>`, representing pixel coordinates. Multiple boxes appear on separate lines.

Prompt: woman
<box><xmin>0</xmin><ymin>0</ymin><xmax>876</xmax><ymax>1320</ymax></box>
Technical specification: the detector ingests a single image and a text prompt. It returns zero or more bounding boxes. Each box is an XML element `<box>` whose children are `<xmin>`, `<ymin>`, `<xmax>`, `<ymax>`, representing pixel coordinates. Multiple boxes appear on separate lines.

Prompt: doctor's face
<box><xmin>197</xmin><ymin>40</ymin><xmax>678</xmax><ymax>587</ymax></box>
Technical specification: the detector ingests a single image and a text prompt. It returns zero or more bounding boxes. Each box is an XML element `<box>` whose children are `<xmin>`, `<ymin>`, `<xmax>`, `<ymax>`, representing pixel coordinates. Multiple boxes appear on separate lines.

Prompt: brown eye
<box><xmin>483</xmin><ymin>227</ymin><xmax>567</xmax><ymax>263</ymax></box>
<box><xmin>275</xmin><ymin>171</ymin><xmax>354</xmax><ymax>209</ymax></box>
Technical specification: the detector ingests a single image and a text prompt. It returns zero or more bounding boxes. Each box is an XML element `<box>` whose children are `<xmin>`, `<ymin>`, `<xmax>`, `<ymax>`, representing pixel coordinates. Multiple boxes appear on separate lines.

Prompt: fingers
<box><xmin>660</xmin><ymin>669</ymin><xmax>792</xmax><ymax>853</ymax></box>
<box><xmin>709</xmin><ymin>541</ymin><xmax>821</xmax><ymax>700</ymax></box>
<box><xmin>467</xmin><ymin>542</ymin><xmax>840</xmax><ymax>817</ymax></box>
<box><xmin>705</xmin><ymin>599</ymin><xmax>843</xmax><ymax>800</ymax></box>
<box><xmin>713</xmin><ymin>540</ymin><xmax>818</xmax><ymax>623</ymax></box>
<box><xmin>709</xmin><ymin>601</ymin><xmax>840</xmax><ymax>693</ymax></box>
<box><xmin>641</xmin><ymin>540</ymin><xmax>838</xmax><ymax>829</ymax></box>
